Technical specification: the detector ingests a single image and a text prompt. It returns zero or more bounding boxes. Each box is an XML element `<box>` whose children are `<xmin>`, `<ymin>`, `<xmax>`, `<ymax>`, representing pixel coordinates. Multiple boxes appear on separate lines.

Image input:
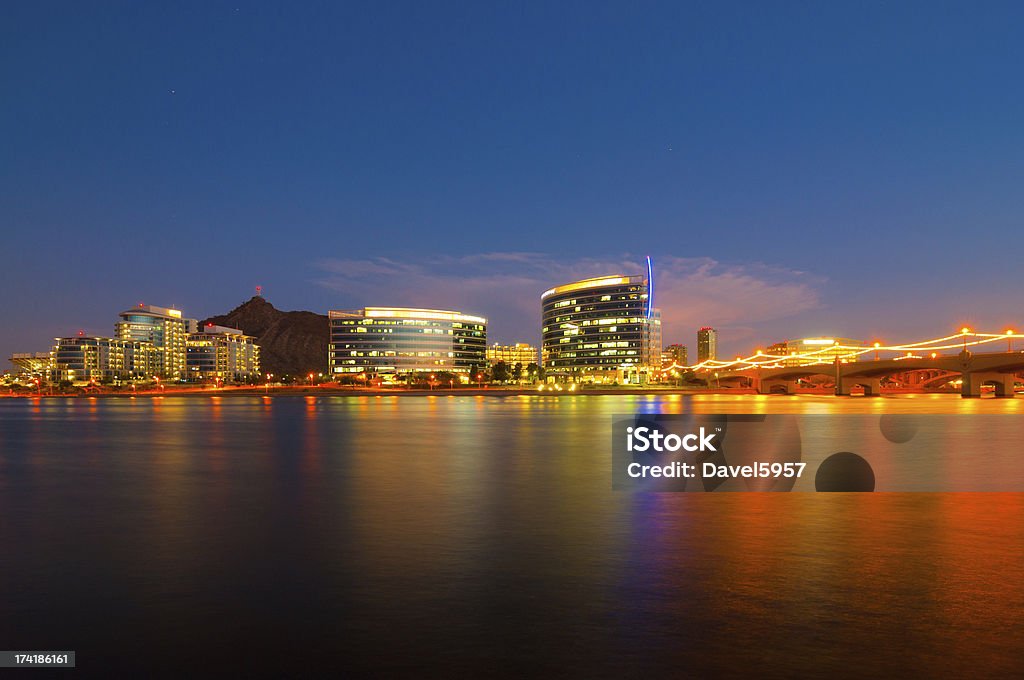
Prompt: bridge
<box><xmin>668</xmin><ymin>330</ymin><xmax>1024</xmax><ymax>397</ymax></box>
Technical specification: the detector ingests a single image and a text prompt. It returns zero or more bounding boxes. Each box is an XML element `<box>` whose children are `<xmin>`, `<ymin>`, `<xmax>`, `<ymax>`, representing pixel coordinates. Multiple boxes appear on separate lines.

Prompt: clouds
<box><xmin>315</xmin><ymin>253</ymin><xmax>822</xmax><ymax>349</ymax></box>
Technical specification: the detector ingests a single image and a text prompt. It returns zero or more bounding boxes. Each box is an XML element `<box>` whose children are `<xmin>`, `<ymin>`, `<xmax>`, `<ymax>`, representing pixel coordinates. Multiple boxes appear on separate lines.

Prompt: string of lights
<box><xmin>667</xmin><ymin>328</ymin><xmax>1019</xmax><ymax>372</ymax></box>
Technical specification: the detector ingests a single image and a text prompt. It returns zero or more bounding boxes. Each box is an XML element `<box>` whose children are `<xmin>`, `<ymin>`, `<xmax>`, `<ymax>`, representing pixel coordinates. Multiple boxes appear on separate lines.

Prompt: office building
<box><xmin>187</xmin><ymin>324</ymin><xmax>261</xmax><ymax>382</ymax></box>
<box><xmin>697</xmin><ymin>327</ymin><xmax>718</xmax><ymax>363</ymax></box>
<box><xmin>486</xmin><ymin>343</ymin><xmax>538</xmax><ymax>368</ymax></box>
<box><xmin>765</xmin><ymin>337</ymin><xmax>868</xmax><ymax>366</ymax></box>
<box><xmin>328</xmin><ymin>307</ymin><xmax>487</xmax><ymax>377</ymax></box>
<box><xmin>50</xmin><ymin>336</ymin><xmax>157</xmax><ymax>383</ymax></box>
<box><xmin>663</xmin><ymin>344</ymin><xmax>688</xmax><ymax>367</ymax></box>
<box><xmin>116</xmin><ymin>304</ymin><xmax>197</xmax><ymax>379</ymax></box>
<box><xmin>541</xmin><ymin>261</ymin><xmax>662</xmax><ymax>383</ymax></box>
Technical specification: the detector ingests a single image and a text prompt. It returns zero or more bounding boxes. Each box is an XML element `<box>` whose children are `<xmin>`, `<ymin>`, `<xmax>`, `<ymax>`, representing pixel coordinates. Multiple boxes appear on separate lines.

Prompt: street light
<box><xmin>429</xmin><ymin>374</ymin><xmax>435</xmax><ymax>391</ymax></box>
<box><xmin>960</xmin><ymin>327</ymin><xmax>971</xmax><ymax>352</ymax></box>
<box><xmin>874</xmin><ymin>341</ymin><xmax>881</xmax><ymax>361</ymax></box>
<box><xmin>477</xmin><ymin>373</ymin><xmax>483</xmax><ymax>389</ymax></box>
<box><xmin>1007</xmin><ymin>329</ymin><xmax>1016</xmax><ymax>352</ymax></box>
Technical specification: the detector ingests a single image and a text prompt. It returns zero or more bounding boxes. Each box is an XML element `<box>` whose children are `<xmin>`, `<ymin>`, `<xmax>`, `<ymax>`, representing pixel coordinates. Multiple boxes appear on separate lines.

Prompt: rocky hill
<box><xmin>201</xmin><ymin>297</ymin><xmax>328</xmax><ymax>377</ymax></box>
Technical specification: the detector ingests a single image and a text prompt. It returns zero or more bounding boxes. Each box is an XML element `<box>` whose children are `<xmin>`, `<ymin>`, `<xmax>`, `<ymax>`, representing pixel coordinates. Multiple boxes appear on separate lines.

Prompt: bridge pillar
<box><xmin>758</xmin><ymin>379</ymin><xmax>798</xmax><ymax>395</ymax></box>
<box><xmin>836</xmin><ymin>377</ymin><xmax>883</xmax><ymax>397</ymax></box>
<box><xmin>961</xmin><ymin>372</ymin><xmax>1017</xmax><ymax>398</ymax></box>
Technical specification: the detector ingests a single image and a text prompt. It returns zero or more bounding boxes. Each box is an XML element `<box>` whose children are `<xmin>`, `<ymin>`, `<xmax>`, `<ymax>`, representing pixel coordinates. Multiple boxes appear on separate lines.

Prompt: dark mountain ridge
<box><xmin>201</xmin><ymin>297</ymin><xmax>328</xmax><ymax>377</ymax></box>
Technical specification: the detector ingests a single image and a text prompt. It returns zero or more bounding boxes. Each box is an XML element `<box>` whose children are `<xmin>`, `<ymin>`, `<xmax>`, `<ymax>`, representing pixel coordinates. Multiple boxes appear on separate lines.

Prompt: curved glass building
<box><xmin>541</xmin><ymin>270</ymin><xmax>661</xmax><ymax>383</ymax></box>
<box><xmin>115</xmin><ymin>304</ymin><xmax>197</xmax><ymax>379</ymax></box>
<box><xmin>329</xmin><ymin>307</ymin><xmax>487</xmax><ymax>378</ymax></box>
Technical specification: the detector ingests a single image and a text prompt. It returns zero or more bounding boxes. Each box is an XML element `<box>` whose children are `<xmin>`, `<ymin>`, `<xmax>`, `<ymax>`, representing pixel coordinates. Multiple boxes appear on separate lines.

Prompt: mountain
<box><xmin>201</xmin><ymin>297</ymin><xmax>329</xmax><ymax>377</ymax></box>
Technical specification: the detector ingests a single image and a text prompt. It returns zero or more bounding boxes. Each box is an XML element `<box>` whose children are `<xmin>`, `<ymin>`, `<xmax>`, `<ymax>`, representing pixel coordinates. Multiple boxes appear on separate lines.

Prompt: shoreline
<box><xmin>0</xmin><ymin>386</ymin><xmax>959</xmax><ymax>399</ymax></box>
<box><xmin>1</xmin><ymin>386</ymin><xmax>758</xmax><ymax>398</ymax></box>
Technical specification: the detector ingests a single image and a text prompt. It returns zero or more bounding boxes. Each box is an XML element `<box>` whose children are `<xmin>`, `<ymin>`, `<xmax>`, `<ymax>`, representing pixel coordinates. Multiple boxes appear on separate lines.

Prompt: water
<box><xmin>1</xmin><ymin>394</ymin><xmax>1023</xmax><ymax>677</ymax></box>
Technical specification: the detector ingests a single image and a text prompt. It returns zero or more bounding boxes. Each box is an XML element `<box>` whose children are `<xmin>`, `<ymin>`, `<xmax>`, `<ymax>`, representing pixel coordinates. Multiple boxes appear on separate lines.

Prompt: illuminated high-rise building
<box><xmin>50</xmin><ymin>336</ymin><xmax>157</xmax><ymax>383</ymax></box>
<box><xmin>541</xmin><ymin>258</ymin><xmax>662</xmax><ymax>384</ymax></box>
<box><xmin>115</xmin><ymin>304</ymin><xmax>197</xmax><ymax>379</ymax></box>
<box><xmin>328</xmin><ymin>307</ymin><xmax>487</xmax><ymax>377</ymax></box>
<box><xmin>697</xmin><ymin>327</ymin><xmax>718</xmax><ymax>363</ymax></box>
<box><xmin>186</xmin><ymin>324</ymin><xmax>260</xmax><ymax>382</ymax></box>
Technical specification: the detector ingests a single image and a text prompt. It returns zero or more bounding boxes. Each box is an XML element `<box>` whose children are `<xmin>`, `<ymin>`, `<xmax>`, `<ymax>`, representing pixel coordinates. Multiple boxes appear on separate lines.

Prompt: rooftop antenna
<box><xmin>645</xmin><ymin>255</ymin><xmax>654</xmax><ymax>319</ymax></box>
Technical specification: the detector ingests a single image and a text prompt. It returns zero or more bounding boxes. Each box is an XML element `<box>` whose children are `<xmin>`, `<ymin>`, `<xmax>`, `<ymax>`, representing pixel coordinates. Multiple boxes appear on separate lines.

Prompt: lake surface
<box><xmin>1</xmin><ymin>394</ymin><xmax>1022</xmax><ymax>676</ymax></box>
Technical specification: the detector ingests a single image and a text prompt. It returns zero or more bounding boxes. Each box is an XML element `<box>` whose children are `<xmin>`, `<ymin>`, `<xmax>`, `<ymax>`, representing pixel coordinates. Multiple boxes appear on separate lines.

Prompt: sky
<box><xmin>4</xmin><ymin>1</ymin><xmax>1024</xmax><ymax>364</ymax></box>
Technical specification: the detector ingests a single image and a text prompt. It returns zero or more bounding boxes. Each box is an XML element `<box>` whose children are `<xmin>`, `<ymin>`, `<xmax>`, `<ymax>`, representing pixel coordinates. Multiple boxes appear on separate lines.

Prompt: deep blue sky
<box><xmin>4</xmin><ymin>1</ymin><xmax>1024</xmax><ymax>362</ymax></box>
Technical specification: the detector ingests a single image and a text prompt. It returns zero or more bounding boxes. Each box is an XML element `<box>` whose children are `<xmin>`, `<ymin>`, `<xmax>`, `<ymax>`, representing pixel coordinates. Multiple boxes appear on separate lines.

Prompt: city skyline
<box><xmin>5</xmin><ymin>3</ymin><xmax>1024</xmax><ymax>363</ymax></box>
<box><xmin>8</xmin><ymin>263</ymin><xmax>1023</xmax><ymax>376</ymax></box>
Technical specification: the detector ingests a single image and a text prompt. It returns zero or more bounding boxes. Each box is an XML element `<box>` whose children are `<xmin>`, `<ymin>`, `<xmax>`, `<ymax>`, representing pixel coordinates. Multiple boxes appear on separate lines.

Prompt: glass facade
<box><xmin>486</xmin><ymin>343</ymin><xmax>539</xmax><ymax>368</ymax></box>
<box><xmin>329</xmin><ymin>307</ymin><xmax>487</xmax><ymax>376</ymax></box>
<box><xmin>115</xmin><ymin>305</ymin><xmax>195</xmax><ymax>379</ymax></box>
<box><xmin>50</xmin><ymin>336</ymin><xmax>157</xmax><ymax>382</ymax></box>
<box><xmin>541</xmin><ymin>275</ymin><xmax>662</xmax><ymax>383</ymax></box>
<box><xmin>186</xmin><ymin>325</ymin><xmax>260</xmax><ymax>382</ymax></box>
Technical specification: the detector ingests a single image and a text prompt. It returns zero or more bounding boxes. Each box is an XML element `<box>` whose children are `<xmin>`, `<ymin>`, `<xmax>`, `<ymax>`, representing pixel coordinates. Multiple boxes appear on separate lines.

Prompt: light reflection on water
<box><xmin>0</xmin><ymin>394</ymin><xmax>1022</xmax><ymax>676</ymax></box>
